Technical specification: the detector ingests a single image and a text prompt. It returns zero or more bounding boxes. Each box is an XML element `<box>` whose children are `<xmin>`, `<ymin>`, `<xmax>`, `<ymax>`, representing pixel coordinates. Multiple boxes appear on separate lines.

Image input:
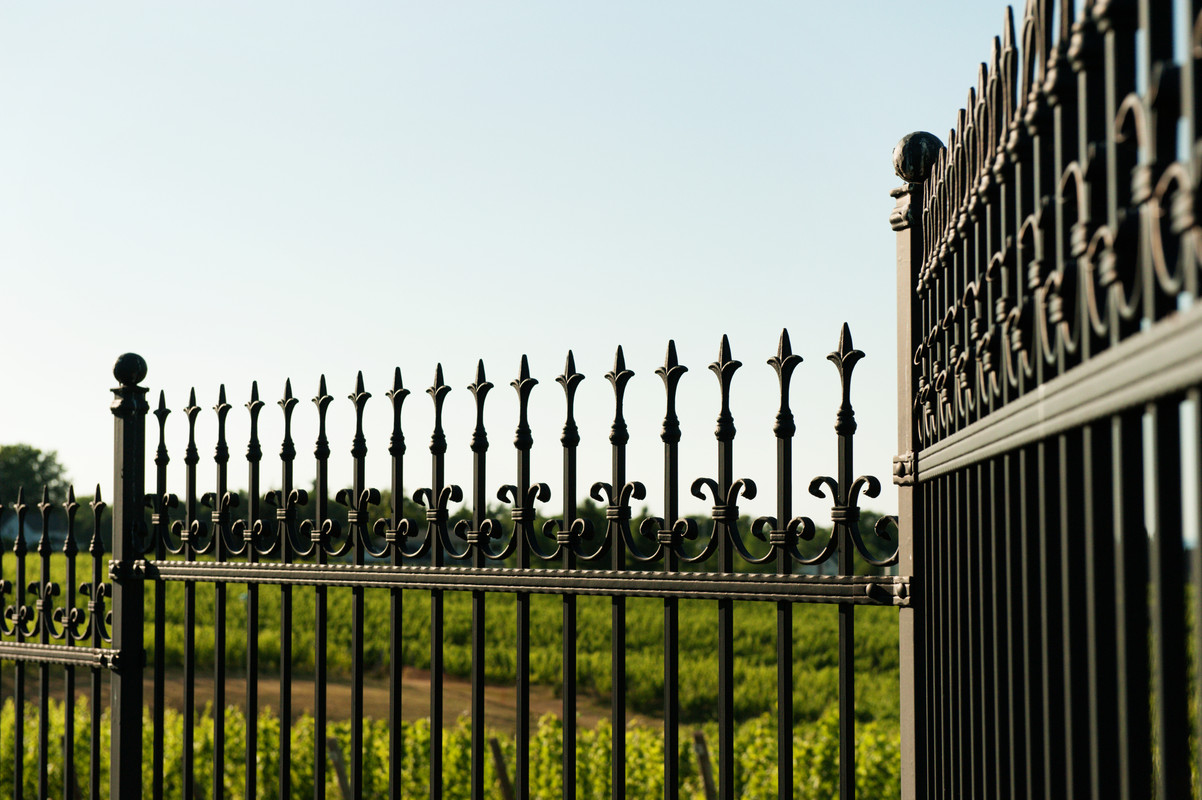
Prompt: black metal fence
<box><xmin>893</xmin><ymin>0</ymin><xmax>1202</xmax><ymax>797</ymax></box>
<box><xmin>0</xmin><ymin>329</ymin><xmax>903</xmax><ymax>799</ymax></box>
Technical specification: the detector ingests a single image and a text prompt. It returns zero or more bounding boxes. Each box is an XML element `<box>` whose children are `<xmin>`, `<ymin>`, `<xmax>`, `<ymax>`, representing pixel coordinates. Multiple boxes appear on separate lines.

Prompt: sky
<box><xmin>0</xmin><ymin>2</ymin><xmax>1009</xmax><ymax>525</ymax></box>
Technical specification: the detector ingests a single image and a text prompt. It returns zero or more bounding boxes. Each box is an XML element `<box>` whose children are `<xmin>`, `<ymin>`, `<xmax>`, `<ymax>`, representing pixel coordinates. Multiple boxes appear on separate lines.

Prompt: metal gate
<box><xmin>893</xmin><ymin>0</ymin><xmax>1202</xmax><ymax>797</ymax></box>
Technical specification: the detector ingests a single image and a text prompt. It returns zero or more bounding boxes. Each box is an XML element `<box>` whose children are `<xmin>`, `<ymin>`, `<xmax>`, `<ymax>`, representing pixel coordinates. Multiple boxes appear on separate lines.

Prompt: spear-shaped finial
<box><xmin>63</xmin><ymin>485</ymin><xmax>79</xmax><ymax>558</ymax></box>
<box><xmin>828</xmin><ymin>323</ymin><xmax>865</xmax><ymax>436</ymax></box>
<box><xmin>768</xmin><ymin>328</ymin><xmax>803</xmax><ymax>440</ymax></box>
<box><xmin>429</xmin><ymin>364</ymin><xmax>450</xmax><ymax>457</ymax></box>
<box><xmin>468</xmin><ymin>360</ymin><xmax>493</xmax><ymax>454</ymax></box>
<box><xmin>154</xmin><ymin>390</ymin><xmax>171</xmax><ymax>468</ymax></box>
<box><xmin>88</xmin><ymin>485</ymin><xmax>106</xmax><ymax>556</ymax></box>
<box><xmin>247</xmin><ymin>381</ymin><xmax>264</xmax><ymax>463</ymax></box>
<box><xmin>606</xmin><ymin>346</ymin><xmax>634</xmax><ymax>447</ymax></box>
<box><xmin>349</xmin><ymin>371</ymin><xmax>371</xmax><ymax>459</ymax></box>
<box><xmin>709</xmin><ymin>334</ymin><xmax>742</xmax><ymax>443</ymax></box>
<box><xmin>512</xmin><ymin>355</ymin><xmax>537</xmax><ymax>452</ymax></box>
<box><xmin>184</xmin><ymin>388</ymin><xmax>201</xmax><ymax>467</ymax></box>
<box><xmin>214</xmin><ymin>384</ymin><xmax>231</xmax><ymax>465</ymax></box>
<box><xmin>656</xmin><ymin>340</ymin><xmax>688</xmax><ymax>445</ymax></box>
<box><xmin>557</xmin><ymin>351</ymin><xmax>584</xmax><ymax>448</ymax></box>
<box><xmin>387</xmin><ymin>367</ymin><xmax>410</xmax><ymax>459</ymax></box>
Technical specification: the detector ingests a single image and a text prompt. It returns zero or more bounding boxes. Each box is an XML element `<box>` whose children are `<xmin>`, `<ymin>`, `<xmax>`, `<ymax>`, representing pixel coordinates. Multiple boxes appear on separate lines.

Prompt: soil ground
<box><xmin>1</xmin><ymin>666</ymin><xmax>654</xmax><ymax>732</ymax></box>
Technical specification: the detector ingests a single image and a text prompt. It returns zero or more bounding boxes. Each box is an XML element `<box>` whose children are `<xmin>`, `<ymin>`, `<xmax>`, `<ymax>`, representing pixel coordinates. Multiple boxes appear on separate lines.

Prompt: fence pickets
<box><xmin>0</xmin><ymin>326</ymin><xmax>902</xmax><ymax>800</ymax></box>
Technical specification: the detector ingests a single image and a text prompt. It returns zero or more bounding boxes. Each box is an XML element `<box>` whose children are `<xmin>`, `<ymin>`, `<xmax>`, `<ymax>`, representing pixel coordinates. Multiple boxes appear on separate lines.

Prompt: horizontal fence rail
<box><xmin>893</xmin><ymin>0</ymin><xmax>1202</xmax><ymax>797</ymax></box>
<box><xmin>0</xmin><ymin>326</ymin><xmax>903</xmax><ymax>800</ymax></box>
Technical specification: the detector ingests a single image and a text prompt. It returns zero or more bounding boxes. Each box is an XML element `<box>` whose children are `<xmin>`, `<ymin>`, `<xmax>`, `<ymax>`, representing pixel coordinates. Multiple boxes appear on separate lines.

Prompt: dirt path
<box><xmin>3</xmin><ymin>667</ymin><xmax>654</xmax><ymax>732</ymax></box>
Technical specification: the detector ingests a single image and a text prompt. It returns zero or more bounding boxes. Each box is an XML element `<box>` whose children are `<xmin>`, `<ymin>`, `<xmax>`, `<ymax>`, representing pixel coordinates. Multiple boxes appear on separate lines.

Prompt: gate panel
<box><xmin>894</xmin><ymin>0</ymin><xmax>1202</xmax><ymax>796</ymax></box>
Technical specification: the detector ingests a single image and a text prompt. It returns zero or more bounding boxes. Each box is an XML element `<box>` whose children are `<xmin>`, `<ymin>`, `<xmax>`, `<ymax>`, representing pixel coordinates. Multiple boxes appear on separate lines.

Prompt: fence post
<box><xmin>891</xmin><ymin>132</ymin><xmax>940</xmax><ymax>800</ymax></box>
<box><xmin>110</xmin><ymin>353</ymin><xmax>148</xmax><ymax>799</ymax></box>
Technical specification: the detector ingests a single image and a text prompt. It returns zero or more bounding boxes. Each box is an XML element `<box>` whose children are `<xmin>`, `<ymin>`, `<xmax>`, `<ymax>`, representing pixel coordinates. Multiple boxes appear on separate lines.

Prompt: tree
<box><xmin>0</xmin><ymin>444</ymin><xmax>70</xmax><ymax>504</ymax></box>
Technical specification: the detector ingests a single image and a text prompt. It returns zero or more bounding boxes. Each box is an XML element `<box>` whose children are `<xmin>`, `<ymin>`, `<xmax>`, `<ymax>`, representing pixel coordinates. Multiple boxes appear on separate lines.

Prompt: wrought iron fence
<box><xmin>0</xmin><ymin>328</ymin><xmax>902</xmax><ymax>799</ymax></box>
<box><xmin>893</xmin><ymin>0</ymin><xmax>1202</xmax><ymax>797</ymax></box>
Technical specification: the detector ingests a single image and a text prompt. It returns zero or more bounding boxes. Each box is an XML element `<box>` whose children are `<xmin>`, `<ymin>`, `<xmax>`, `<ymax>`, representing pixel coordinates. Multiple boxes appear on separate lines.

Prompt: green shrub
<box><xmin>0</xmin><ymin>699</ymin><xmax>899</xmax><ymax>800</ymax></box>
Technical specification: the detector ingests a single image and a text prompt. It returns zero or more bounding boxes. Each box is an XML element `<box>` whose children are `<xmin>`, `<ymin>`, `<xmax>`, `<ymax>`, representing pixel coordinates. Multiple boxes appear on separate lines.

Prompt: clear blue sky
<box><xmin>1</xmin><ymin>2</ymin><xmax>1006</xmax><ymax>522</ymax></box>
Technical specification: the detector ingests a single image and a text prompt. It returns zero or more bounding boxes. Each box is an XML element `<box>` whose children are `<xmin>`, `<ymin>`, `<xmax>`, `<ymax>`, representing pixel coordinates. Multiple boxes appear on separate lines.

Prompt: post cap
<box><xmin>892</xmin><ymin>132</ymin><xmax>944</xmax><ymax>183</ymax></box>
<box><xmin>113</xmin><ymin>353</ymin><xmax>147</xmax><ymax>386</ymax></box>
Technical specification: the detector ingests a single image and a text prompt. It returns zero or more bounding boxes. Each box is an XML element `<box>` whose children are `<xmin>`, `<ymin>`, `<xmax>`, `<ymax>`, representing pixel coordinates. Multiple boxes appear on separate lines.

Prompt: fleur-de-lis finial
<box><xmin>606</xmin><ymin>346</ymin><xmax>634</xmax><ymax>446</ymax></box>
<box><xmin>274</xmin><ymin>379</ymin><xmax>295</xmax><ymax>463</ymax></box>
<box><xmin>88</xmin><ymin>486</ymin><xmax>106</xmax><ymax>556</ymax></box>
<box><xmin>656</xmin><ymin>340</ymin><xmax>688</xmax><ymax>445</ymax></box>
<box><xmin>312</xmin><ymin>376</ymin><xmax>332</xmax><ymax>461</ymax></box>
<box><xmin>512</xmin><ymin>355</ymin><xmax>537</xmax><ymax>452</ymax></box>
<box><xmin>12</xmin><ymin>487</ymin><xmax>27</xmax><ymax>556</ymax></box>
<box><xmin>556</xmin><ymin>351</ymin><xmax>584</xmax><ymax>449</ymax></box>
<box><xmin>429</xmin><ymin>364</ymin><xmax>450</xmax><ymax>457</ymax></box>
<box><xmin>767</xmin><ymin>329</ymin><xmax>803</xmax><ymax>439</ymax></box>
<box><xmin>349</xmin><ymin>371</ymin><xmax>371</xmax><ymax>459</ymax></box>
<box><xmin>183</xmin><ymin>388</ymin><xmax>201</xmax><ymax>468</ymax></box>
<box><xmin>828</xmin><ymin>323</ymin><xmax>865</xmax><ymax>436</ymax></box>
<box><xmin>246</xmin><ymin>382</ymin><xmax>264</xmax><ymax>464</ymax></box>
<box><xmin>62</xmin><ymin>486</ymin><xmax>79</xmax><ymax>558</ymax></box>
<box><xmin>36</xmin><ymin>486</ymin><xmax>52</xmax><ymax>555</ymax></box>
<box><xmin>154</xmin><ymin>391</ymin><xmax>171</xmax><ymax>468</ymax></box>
<box><xmin>709</xmin><ymin>334</ymin><xmax>742</xmax><ymax>442</ymax></box>
<box><xmin>213</xmin><ymin>384</ymin><xmax>232</xmax><ymax>466</ymax></box>
<box><xmin>468</xmin><ymin>360</ymin><xmax>493</xmax><ymax>454</ymax></box>
<box><xmin>387</xmin><ymin>367</ymin><xmax>410</xmax><ymax>459</ymax></box>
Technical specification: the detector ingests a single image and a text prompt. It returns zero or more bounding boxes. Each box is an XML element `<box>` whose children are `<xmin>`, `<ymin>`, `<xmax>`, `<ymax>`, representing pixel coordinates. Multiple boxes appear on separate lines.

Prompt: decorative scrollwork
<box><xmin>589</xmin><ymin>480</ymin><xmax>650</xmax><ymax>562</ymax></box>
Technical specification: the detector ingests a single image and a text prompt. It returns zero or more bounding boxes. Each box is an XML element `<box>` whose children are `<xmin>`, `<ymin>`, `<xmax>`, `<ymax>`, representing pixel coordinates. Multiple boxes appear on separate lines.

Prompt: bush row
<box><xmin>0</xmin><ymin>699</ymin><xmax>899</xmax><ymax>800</ymax></box>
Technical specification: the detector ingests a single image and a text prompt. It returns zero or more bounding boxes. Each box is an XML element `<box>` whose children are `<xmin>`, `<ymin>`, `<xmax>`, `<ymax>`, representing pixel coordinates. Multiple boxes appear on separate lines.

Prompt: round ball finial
<box><xmin>893</xmin><ymin>131</ymin><xmax>944</xmax><ymax>183</ymax></box>
<box><xmin>113</xmin><ymin>353</ymin><xmax>147</xmax><ymax>386</ymax></box>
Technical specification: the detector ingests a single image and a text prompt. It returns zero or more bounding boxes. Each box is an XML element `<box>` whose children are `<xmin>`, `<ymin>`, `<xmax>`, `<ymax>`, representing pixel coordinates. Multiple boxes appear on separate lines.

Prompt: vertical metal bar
<box><xmin>988</xmin><ymin>457</ymin><xmax>1010</xmax><ymax>800</ymax></box>
<box><xmin>1038</xmin><ymin>436</ymin><xmax>1064</xmax><ymax>800</ymax></box>
<box><xmin>463</xmin><ymin>355</ymin><xmax>492</xmax><ymax>797</ymax></box>
<box><xmin>8</xmin><ymin>494</ymin><xmax>21</xmax><ymax>800</ymax></box>
<box><xmin>1192</xmin><ymin>389</ymin><xmax>1202</xmax><ymax>794</ymax></box>
<box><xmin>245</xmin><ymin>384</ymin><xmax>263</xmax><ymax>800</ymax></box>
<box><xmin>182</xmin><ymin>389</ymin><xmax>200</xmax><ymax>800</ymax></box>
<box><xmin>655</xmin><ymin>341</ymin><xmax>688</xmax><ymax>800</ymax></box>
<box><xmin>606</xmin><ymin>347</ymin><xmax>634</xmax><ymax>800</ymax></box>
<box><xmin>975</xmin><ymin>460</ymin><xmax>996</xmax><ymax>798</ymax></box>
<box><xmin>61</xmin><ymin>490</ymin><xmax>79</xmax><ymax>800</ymax></box>
<box><xmin>86</xmin><ymin>489</ymin><xmax>105</xmax><ymax>800</ymax></box>
<box><xmin>949</xmin><ymin>470</ymin><xmax>961</xmax><ymax>799</ymax></box>
<box><xmin>1113</xmin><ymin>409</ymin><xmax>1150</xmax><ymax>800</ymax></box>
<box><xmin>278</xmin><ymin>379</ymin><xmax>300</xmax><ymax>797</ymax></box>
<box><xmin>109</xmin><ymin>353</ymin><xmax>148</xmax><ymax>800</ymax></box>
<box><xmin>1003</xmin><ymin>452</ymin><xmax>1025</xmax><ymax>799</ymax></box>
<box><xmin>309</xmin><ymin>378</ymin><xmax>329</xmax><ymax>800</ymax></box>
<box><xmin>764</xmin><ymin>332</ymin><xmax>798</xmax><ymax>800</ymax></box>
<box><xmin>212</xmin><ymin>386</ymin><xmax>231</xmax><ymax>799</ymax></box>
<box><xmin>427</xmin><ymin>366</ymin><xmax>450</xmax><ymax>800</ymax></box>
<box><xmin>827</xmin><ymin>325</ymin><xmax>862</xmax><ymax>800</ymax></box>
<box><xmin>1059</xmin><ymin>429</ymin><xmax>1090</xmax><ymax>795</ymax></box>
<box><xmin>1020</xmin><ymin>444</ymin><xmax>1046</xmax><ymax>798</ymax></box>
<box><xmin>151</xmin><ymin>394</ymin><xmax>170</xmax><ymax>800</ymax></box>
<box><xmin>348</xmin><ymin>373</ymin><xmax>371</xmax><ymax>799</ymax></box>
<box><xmin>511</xmin><ymin>356</ymin><xmax>537</xmax><ymax>800</ymax></box>
<box><xmin>1148</xmin><ymin>397</ymin><xmax>1189</xmax><ymax>798</ymax></box>
<box><xmin>37</xmin><ymin>490</ymin><xmax>52</xmax><ymax>800</ymax></box>
<box><xmin>1083</xmin><ymin>419</ymin><xmax>1118</xmax><ymax>797</ymax></box>
<box><xmin>556</xmin><ymin>352</ymin><xmax>584</xmax><ymax>800</ymax></box>
<box><xmin>928</xmin><ymin>476</ymin><xmax>940</xmax><ymax>800</ymax></box>
<box><xmin>386</xmin><ymin>368</ymin><xmax>409</xmax><ymax>800</ymax></box>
